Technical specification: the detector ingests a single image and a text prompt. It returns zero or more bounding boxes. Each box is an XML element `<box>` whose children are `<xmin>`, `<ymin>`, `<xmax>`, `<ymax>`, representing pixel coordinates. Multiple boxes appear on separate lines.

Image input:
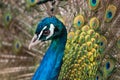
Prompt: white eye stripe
<box><xmin>38</xmin><ymin>26</ymin><xmax>47</xmax><ymax>39</ymax></box>
<box><xmin>46</xmin><ymin>24</ymin><xmax>55</xmax><ymax>39</ymax></box>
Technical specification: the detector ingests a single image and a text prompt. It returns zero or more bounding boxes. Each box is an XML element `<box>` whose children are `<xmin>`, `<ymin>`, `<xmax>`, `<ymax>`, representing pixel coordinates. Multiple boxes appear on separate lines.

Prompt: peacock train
<box><xmin>0</xmin><ymin>0</ymin><xmax>120</xmax><ymax>80</ymax></box>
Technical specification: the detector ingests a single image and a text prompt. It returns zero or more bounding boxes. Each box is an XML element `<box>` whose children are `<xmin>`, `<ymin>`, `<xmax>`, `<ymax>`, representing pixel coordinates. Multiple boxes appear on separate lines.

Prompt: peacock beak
<box><xmin>28</xmin><ymin>34</ymin><xmax>41</xmax><ymax>50</ymax></box>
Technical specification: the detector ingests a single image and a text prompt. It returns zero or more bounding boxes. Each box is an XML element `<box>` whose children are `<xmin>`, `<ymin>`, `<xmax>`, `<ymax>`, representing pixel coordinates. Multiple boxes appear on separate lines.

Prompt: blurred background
<box><xmin>0</xmin><ymin>0</ymin><xmax>120</xmax><ymax>80</ymax></box>
<box><xmin>0</xmin><ymin>0</ymin><xmax>53</xmax><ymax>80</ymax></box>
<box><xmin>0</xmin><ymin>0</ymin><xmax>70</xmax><ymax>80</ymax></box>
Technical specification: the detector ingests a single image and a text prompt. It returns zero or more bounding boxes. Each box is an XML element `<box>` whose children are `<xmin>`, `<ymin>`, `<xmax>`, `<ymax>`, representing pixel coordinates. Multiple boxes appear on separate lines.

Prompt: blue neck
<box><xmin>32</xmin><ymin>29</ymin><xmax>67</xmax><ymax>80</ymax></box>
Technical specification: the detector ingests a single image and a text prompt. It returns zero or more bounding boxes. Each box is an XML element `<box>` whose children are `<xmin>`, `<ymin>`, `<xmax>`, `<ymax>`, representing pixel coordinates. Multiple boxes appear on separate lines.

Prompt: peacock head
<box><xmin>29</xmin><ymin>16</ymin><xmax>65</xmax><ymax>49</ymax></box>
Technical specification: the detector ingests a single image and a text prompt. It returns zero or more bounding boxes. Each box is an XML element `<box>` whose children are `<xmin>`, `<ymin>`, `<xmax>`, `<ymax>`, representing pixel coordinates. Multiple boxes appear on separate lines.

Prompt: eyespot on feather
<box><xmin>13</xmin><ymin>40</ymin><xmax>22</xmax><ymax>54</ymax></box>
<box><xmin>98</xmin><ymin>36</ymin><xmax>107</xmax><ymax>53</ymax></box>
<box><xmin>102</xmin><ymin>59</ymin><xmax>115</xmax><ymax>78</ymax></box>
<box><xmin>3</xmin><ymin>11</ymin><xmax>12</xmax><ymax>28</ymax></box>
<box><xmin>95</xmin><ymin>71</ymin><xmax>103</xmax><ymax>80</ymax></box>
<box><xmin>89</xmin><ymin>17</ymin><xmax>99</xmax><ymax>30</ymax></box>
<box><xmin>87</xmin><ymin>0</ymin><xmax>100</xmax><ymax>10</ymax></box>
<box><xmin>73</xmin><ymin>15</ymin><xmax>85</xmax><ymax>29</ymax></box>
<box><xmin>104</xmin><ymin>5</ymin><xmax>117</xmax><ymax>22</ymax></box>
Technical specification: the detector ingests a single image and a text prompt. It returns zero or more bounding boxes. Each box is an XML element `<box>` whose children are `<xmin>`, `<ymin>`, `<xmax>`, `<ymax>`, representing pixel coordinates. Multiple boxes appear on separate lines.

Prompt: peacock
<box><xmin>0</xmin><ymin>0</ymin><xmax>120</xmax><ymax>80</ymax></box>
<box><xmin>29</xmin><ymin>0</ymin><xmax>120</xmax><ymax>80</ymax></box>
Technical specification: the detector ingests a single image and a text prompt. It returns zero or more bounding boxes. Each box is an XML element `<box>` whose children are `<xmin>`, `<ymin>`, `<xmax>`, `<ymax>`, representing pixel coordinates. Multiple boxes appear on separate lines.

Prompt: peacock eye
<box><xmin>43</xmin><ymin>30</ymin><xmax>50</xmax><ymax>36</ymax></box>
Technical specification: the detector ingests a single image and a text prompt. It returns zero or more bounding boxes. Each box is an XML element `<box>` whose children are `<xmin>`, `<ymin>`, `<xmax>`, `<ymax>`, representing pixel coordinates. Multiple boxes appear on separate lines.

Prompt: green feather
<box><xmin>73</xmin><ymin>15</ymin><xmax>85</xmax><ymax>29</ymax></box>
<box><xmin>89</xmin><ymin>17</ymin><xmax>100</xmax><ymax>30</ymax></box>
<box><xmin>104</xmin><ymin>5</ymin><xmax>117</xmax><ymax>22</ymax></box>
<box><xmin>13</xmin><ymin>40</ymin><xmax>22</xmax><ymax>54</ymax></box>
<box><xmin>3</xmin><ymin>11</ymin><xmax>12</xmax><ymax>28</ymax></box>
<box><xmin>87</xmin><ymin>0</ymin><xmax>100</xmax><ymax>10</ymax></box>
<box><xmin>95</xmin><ymin>71</ymin><xmax>103</xmax><ymax>80</ymax></box>
<box><xmin>59</xmin><ymin>24</ymin><xmax>104</xmax><ymax>80</ymax></box>
<box><xmin>97</xmin><ymin>36</ymin><xmax>107</xmax><ymax>53</ymax></box>
<box><xmin>102</xmin><ymin>59</ymin><xmax>115</xmax><ymax>79</ymax></box>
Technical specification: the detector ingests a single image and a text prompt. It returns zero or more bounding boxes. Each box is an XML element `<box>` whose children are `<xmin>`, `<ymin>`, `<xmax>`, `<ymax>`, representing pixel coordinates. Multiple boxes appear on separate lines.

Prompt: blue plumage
<box><xmin>32</xmin><ymin>17</ymin><xmax>67</xmax><ymax>80</ymax></box>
